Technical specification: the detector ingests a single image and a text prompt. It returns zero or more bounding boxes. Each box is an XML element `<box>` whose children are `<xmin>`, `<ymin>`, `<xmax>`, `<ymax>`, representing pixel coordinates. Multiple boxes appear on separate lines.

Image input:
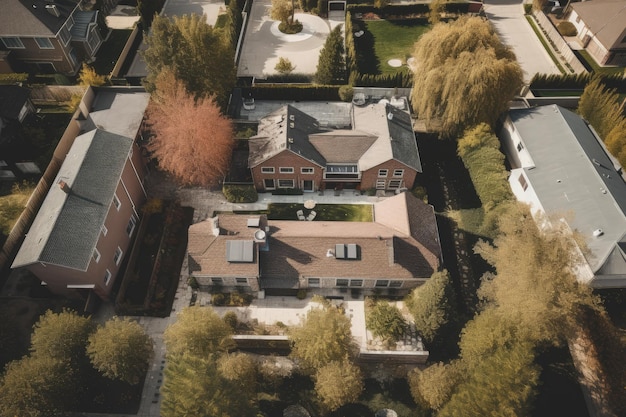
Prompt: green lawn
<box><xmin>92</xmin><ymin>29</ymin><xmax>134</xmax><ymax>76</ymax></box>
<box><xmin>354</xmin><ymin>19</ymin><xmax>430</xmax><ymax>74</ymax></box>
<box><xmin>575</xmin><ymin>49</ymin><xmax>625</xmax><ymax>76</ymax></box>
<box><xmin>234</xmin><ymin>203</ymin><xmax>374</xmax><ymax>222</ymax></box>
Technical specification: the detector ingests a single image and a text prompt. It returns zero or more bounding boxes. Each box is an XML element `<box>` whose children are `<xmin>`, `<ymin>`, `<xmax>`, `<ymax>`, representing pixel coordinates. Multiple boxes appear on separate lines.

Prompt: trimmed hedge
<box><xmin>557</xmin><ymin>21</ymin><xmax>577</xmax><ymax>37</ymax></box>
<box><xmin>347</xmin><ymin>2</ymin><xmax>472</xmax><ymax>17</ymax></box>
<box><xmin>350</xmin><ymin>71</ymin><xmax>413</xmax><ymax>87</ymax></box>
<box><xmin>530</xmin><ymin>73</ymin><xmax>626</xmax><ymax>93</ymax></box>
<box><xmin>258</xmin><ymin>73</ymin><xmax>313</xmax><ymax>83</ymax></box>
<box><xmin>0</xmin><ymin>73</ymin><xmax>28</xmax><ymax>84</ymax></box>
<box><xmin>249</xmin><ymin>85</ymin><xmax>341</xmax><ymax>101</ymax></box>
<box><xmin>222</xmin><ymin>184</ymin><xmax>258</xmax><ymax>203</ymax></box>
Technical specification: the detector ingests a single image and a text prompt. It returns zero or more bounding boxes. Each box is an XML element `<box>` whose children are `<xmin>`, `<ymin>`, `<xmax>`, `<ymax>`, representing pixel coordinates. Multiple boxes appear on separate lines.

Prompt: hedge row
<box><xmin>350</xmin><ymin>70</ymin><xmax>413</xmax><ymax>88</ymax></box>
<box><xmin>347</xmin><ymin>2</ymin><xmax>473</xmax><ymax>17</ymax></box>
<box><xmin>530</xmin><ymin>73</ymin><xmax>626</xmax><ymax>93</ymax></box>
<box><xmin>0</xmin><ymin>73</ymin><xmax>28</xmax><ymax>84</ymax></box>
<box><xmin>248</xmin><ymin>85</ymin><xmax>341</xmax><ymax>101</ymax></box>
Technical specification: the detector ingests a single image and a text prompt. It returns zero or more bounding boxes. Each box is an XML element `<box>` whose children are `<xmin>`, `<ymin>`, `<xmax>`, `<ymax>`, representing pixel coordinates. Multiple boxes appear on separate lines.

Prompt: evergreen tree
<box><xmin>315</xmin><ymin>359</ymin><xmax>364</xmax><ymax>411</ymax></box>
<box><xmin>316</xmin><ymin>25</ymin><xmax>346</xmax><ymax>85</ymax></box>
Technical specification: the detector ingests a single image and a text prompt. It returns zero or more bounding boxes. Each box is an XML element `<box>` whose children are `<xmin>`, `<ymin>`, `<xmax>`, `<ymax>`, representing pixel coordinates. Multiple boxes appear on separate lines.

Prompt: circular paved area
<box><xmin>237</xmin><ymin>1</ymin><xmax>333</xmax><ymax>78</ymax></box>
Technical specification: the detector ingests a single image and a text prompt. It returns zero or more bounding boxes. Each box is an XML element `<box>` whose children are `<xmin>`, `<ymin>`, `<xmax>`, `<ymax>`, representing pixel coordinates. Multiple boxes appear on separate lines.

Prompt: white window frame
<box><xmin>236</xmin><ymin>277</ymin><xmax>248</xmax><ymax>285</ymax></box>
<box><xmin>264</xmin><ymin>178</ymin><xmax>276</xmax><ymax>190</ymax></box>
<box><xmin>378</xmin><ymin>169</ymin><xmax>388</xmax><ymax>177</ymax></box>
<box><xmin>126</xmin><ymin>215</ymin><xmax>137</xmax><ymax>237</ymax></box>
<box><xmin>261</xmin><ymin>167</ymin><xmax>275</xmax><ymax>174</ymax></box>
<box><xmin>1</xmin><ymin>37</ymin><xmax>24</xmax><ymax>49</ymax></box>
<box><xmin>278</xmin><ymin>179</ymin><xmax>295</xmax><ymax>188</ymax></box>
<box><xmin>336</xmin><ymin>279</ymin><xmax>349</xmax><ymax>287</ymax></box>
<box><xmin>59</xmin><ymin>26</ymin><xmax>71</xmax><ymax>45</ymax></box>
<box><xmin>279</xmin><ymin>167</ymin><xmax>294</xmax><ymax>174</ymax></box>
<box><xmin>389</xmin><ymin>280</ymin><xmax>403</xmax><ymax>288</ymax></box>
<box><xmin>376</xmin><ymin>179</ymin><xmax>386</xmax><ymax>189</ymax></box>
<box><xmin>301</xmin><ymin>167</ymin><xmax>314</xmax><ymax>174</ymax></box>
<box><xmin>211</xmin><ymin>277</ymin><xmax>223</xmax><ymax>285</ymax></box>
<box><xmin>308</xmin><ymin>278</ymin><xmax>320</xmax><ymax>287</ymax></box>
<box><xmin>113</xmin><ymin>194</ymin><xmax>121</xmax><ymax>211</ymax></box>
<box><xmin>113</xmin><ymin>247</ymin><xmax>123</xmax><ymax>265</ymax></box>
<box><xmin>393</xmin><ymin>169</ymin><xmax>404</xmax><ymax>177</ymax></box>
<box><xmin>388</xmin><ymin>179</ymin><xmax>402</xmax><ymax>189</ymax></box>
<box><xmin>375</xmin><ymin>279</ymin><xmax>389</xmax><ymax>287</ymax></box>
<box><xmin>93</xmin><ymin>248</ymin><xmax>101</xmax><ymax>263</ymax></box>
<box><xmin>104</xmin><ymin>270</ymin><xmax>111</xmax><ymax>286</ymax></box>
<box><xmin>101</xmin><ymin>225</ymin><xmax>108</xmax><ymax>236</ymax></box>
<box><xmin>350</xmin><ymin>279</ymin><xmax>363</xmax><ymax>287</ymax></box>
<box><xmin>35</xmin><ymin>37</ymin><xmax>54</xmax><ymax>49</ymax></box>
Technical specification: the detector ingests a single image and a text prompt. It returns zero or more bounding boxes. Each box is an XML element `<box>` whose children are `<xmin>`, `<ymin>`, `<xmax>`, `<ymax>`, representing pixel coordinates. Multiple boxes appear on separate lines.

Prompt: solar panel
<box><xmin>226</xmin><ymin>240</ymin><xmax>254</xmax><ymax>262</ymax></box>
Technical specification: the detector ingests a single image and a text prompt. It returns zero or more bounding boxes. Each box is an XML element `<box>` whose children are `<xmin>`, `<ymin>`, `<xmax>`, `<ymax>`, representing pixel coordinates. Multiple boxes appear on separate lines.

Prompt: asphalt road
<box><xmin>484</xmin><ymin>0</ymin><xmax>561</xmax><ymax>81</ymax></box>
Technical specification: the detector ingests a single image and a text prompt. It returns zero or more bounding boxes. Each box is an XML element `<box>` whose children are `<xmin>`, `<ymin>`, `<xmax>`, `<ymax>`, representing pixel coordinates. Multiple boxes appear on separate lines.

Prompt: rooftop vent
<box><xmin>247</xmin><ymin>217</ymin><xmax>260</xmax><ymax>228</ymax></box>
<box><xmin>289</xmin><ymin>115</ymin><xmax>295</xmax><ymax>121</ymax></box>
<box><xmin>387</xmin><ymin>112</ymin><xmax>394</xmax><ymax>120</ymax></box>
<box><xmin>58</xmin><ymin>180</ymin><xmax>71</xmax><ymax>194</ymax></box>
<box><xmin>593</xmin><ymin>229</ymin><xmax>604</xmax><ymax>238</ymax></box>
<box><xmin>290</xmin><ymin>122</ymin><xmax>295</xmax><ymax>128</ymax></box>
<box><xmin>326</xmin><ymin>249</ymin><xmax>334</xmax><ymax>258</ymax></box>
<box><xmin>288</xmin><ymin>137</ymin><xmax>294</xmax><ymax>143</ymax></box>
<box><xmin>254</xmin><ymin>229</ymin><xmax>266</xmax><ymax>242</ymax></box>
<box><xmin>45</xmin><ymin>4</ymin><xmax>61</xmax><ymax>17</ymax></box>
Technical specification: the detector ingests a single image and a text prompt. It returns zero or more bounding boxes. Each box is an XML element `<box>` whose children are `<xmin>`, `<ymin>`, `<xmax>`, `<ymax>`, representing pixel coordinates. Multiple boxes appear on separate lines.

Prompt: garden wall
<box><xmin>531</xmin><ymin>11</ymin><xmax>586</xmax><ymax>74</ymax></box>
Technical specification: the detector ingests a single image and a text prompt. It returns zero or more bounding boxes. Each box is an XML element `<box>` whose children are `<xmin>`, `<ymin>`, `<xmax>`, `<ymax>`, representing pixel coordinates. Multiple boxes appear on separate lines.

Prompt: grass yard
<box><xmin>234</xmin><ymin>203</ymin><xmax>373</xmax><ymax>222</ymax></box>
<box><xmin>574</xmin><ymin>49</ymin><xmax>625</xmax><ymax>76</ymax></box>
<box><xmin>354</xmin><ymin>19</ymin><xmax>429</xmax><ymax>74</ymax></box>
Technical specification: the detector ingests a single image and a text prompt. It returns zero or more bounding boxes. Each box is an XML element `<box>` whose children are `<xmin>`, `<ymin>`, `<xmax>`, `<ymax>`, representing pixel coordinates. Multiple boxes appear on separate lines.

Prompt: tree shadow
<box><xmin>352</xmin><ymin>22</ymin><xmax>380</xmax><ymax>75</ymax></box>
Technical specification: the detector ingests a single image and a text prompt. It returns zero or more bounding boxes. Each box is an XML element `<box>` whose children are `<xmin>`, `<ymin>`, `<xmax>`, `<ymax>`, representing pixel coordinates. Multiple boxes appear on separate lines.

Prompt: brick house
<box><xmin>12</xmin><ymin>87</ymin><xmax>150</xmax><ymax>300</ymax></box>
<box><xmin>187</xmin><ymin>192</ymin><xmax>441</xmax><ymax>296</ymax></box>
<box><xmin>248</xmin><ymin>102</ymin><xmax>422</xmax><ymax>193</ymax></box>
<box><xmin>0</xmin><ymin>0</ymin><xmax>104</xmax><ymax>74</ymax></box>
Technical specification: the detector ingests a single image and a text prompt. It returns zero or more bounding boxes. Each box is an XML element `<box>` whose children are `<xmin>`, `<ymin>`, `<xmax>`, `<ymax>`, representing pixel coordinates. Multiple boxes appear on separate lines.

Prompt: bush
<box><xmin>279</xmin><ymin>20</ymin><xmax>303</xmax><ymax>34</ymax></box>
<box><xmin>272</xmin><ymin>188</ymin><xmax>303</xmax><ymax>195</ymax></box>
<box><xmin>223</xmin><ymin>311</ymin><xmax>239</xmax><ymax>330</ymax></box>
<box><xmin>223</xmin><ymin>184</ymin><xmax>258</xmax><ymax>203</ymax></box>
<box><xmin>188</xmin><ymin>276</ymin><xmax>200</xmax><ymax>289</ymax></box>
<box><xmin>296</xmin><ymin>289</ymin><xmax>307</xmax><ymax>300</ymax></box>
<box><xmin>524</xmin><ymin>3</ymin><xmax>532</xmax><ymax>14</ymax></box>
<box><xmin>0</xmin><ymin>73</ymin><xmax>28</xmax><ymax>84</ymax></box>
<box><xmin>230</xmin><ymin>291</ymin><xmax>253</xmax><ymax>306</ymax></box>
<box><xmin>338</xmin><ymin>85</ymin><xmax>354</xmax><ymax>102</ymax></box>
<box><xmin>557</xmin><ymin>21</ymin><xmax>577</xmax><ymax>37</ymax></box>
<box><xmin>212</xmin><ymin>293</ymin><xmax>226</xmax><ymax>306</ymax></box>
<box><xmin>366</xmin><ymin>300</ymin><xmax>406</xmax><ymax>342</ymax></box>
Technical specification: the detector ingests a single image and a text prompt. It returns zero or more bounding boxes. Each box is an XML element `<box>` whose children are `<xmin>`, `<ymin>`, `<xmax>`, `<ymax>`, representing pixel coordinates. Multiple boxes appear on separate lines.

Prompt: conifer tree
<box><xmin>316</xmin><ymin>25</ymin><xmax>346</xmax><ymax>85</ymax></box>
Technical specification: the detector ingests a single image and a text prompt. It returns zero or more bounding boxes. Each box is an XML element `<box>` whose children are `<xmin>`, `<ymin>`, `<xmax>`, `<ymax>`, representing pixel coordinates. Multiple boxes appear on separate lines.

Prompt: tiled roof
<box><xmin>188</xmin><ymin>193</ymin><xmax>441</xmax><ymax>282</ymax></box>
<box><xmin>572</xmin><ymin>0</ymin><xmax>626</xmax><ymax>49</ymax></box>
<box><xmin>13</xmin><ymin>129</ymin><xmax>133</xmax><ymax>269</ymax></box>
<box><xmin>309</xmin><ymin>130</ymin><xmax>377</xmax><ymax>163</ymax></box>
<box><xmin>1</xmin><ymin>0</ymin><xmax>79</xmax><ymax>37</ymax></box>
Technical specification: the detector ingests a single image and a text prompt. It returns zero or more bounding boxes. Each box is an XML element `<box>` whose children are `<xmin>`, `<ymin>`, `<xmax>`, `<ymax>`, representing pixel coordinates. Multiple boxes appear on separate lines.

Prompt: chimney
<box><xmin>210</xmin><ymin>216</ymin><xmax>220</xmax><ymax>236</ymax></box>
<box><xmin>45</xmin><ymin>4</ymin><xmax>61</xmax><ymax>17</ymax></box>
<box><xmin>58</xmin><ymin>180</ymin><xmax>71</xmax><ymax>194</ymax></box>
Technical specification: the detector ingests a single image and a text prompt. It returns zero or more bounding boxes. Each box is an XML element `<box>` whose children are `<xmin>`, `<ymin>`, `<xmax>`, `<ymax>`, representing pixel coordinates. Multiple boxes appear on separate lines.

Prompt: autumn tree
<box><xmin>161</xmin><ymin>353</ymin><xmax>257</xmax><ymax>417</ymax></box>
<box><xmin>457</xmin><ymin>123</ymin><xmax>513</xmax><ymax>211</ymax></box>
<box><xmin>408</xmin><ymin>360</ymin><xmax>465</xmax><ymax>410</ymax></box>
<box><xmin>137</xmin><ymin>0</ymin><xmax>166</xmax><ymax>28</ymax></box>
<box><xmin>87</xmin><ymin>317</ymin><xmax>153</xmax><ymax>385</ymax></box>
<box><xmin>315</xmin><ymin>359</ymin><xmax>364</xmax><ymax>411</ymax></box>
<box><xmin>289</xmin><ymin>305</ymin><xmax>355</xmax><ymax>371</ymax></box>
<box><xmin>30</xmin><ymin>309</ymin><xmax>94</xmax><ymax>365</ymax></box>
<box><xmin>365</xmin><ymin>300</ymin><xmax>406</xmax><ymax>343</ymax></box>
<box><xmin>474</xmin><ymin>204</ymin><xmax>598</xmax><ymax>344</ymax></box>
<box><xmin>146</xmin><ymin>70</ymin><xmax>235</xmax><ymax>188</ymax></box>
<box><xmin>271</xmin><ymin>0</ymin><xmax>294</xmax><ymax>26</ymax></box>
<box><xmin>163</xmin><ymin>306</ymin><xmax>234</xmax><ymax>357</ymax></box>
<box><xmin>217</xmin><ymin>352</ymin><xmax>258</xmax><ymax>397</ymax></box>
<box><xmin>405</xmin><ymin>270</ymin><xmax>456</xmax><ymax>344</ymax></box>
<box><xmin>316</xmin><ymin>25</ymin><xmax>346</xmax><ymax>85</ymax></box>
<box><xmin>78</xmin><ymin>63</ymin><xmax>106</xmax><ymax>86</ymax></box>
<box><xmin>142</xmin><ymin>14</ymin><xmax>236</xmax><ymax>108</ymax></box>
<box><xmin>275</xmin><ymin>57</ymin><xmax>295</xmax><ymax>75</ymax></box>
<box><xmin>410</xmin><ymin>16</ymin><xmax>523</xmax><ymax>138</ymax></box>
<box><xmin>0</xmin><ymin>356</ymin><xmax>77</xmax><ymax>417</ymax></box>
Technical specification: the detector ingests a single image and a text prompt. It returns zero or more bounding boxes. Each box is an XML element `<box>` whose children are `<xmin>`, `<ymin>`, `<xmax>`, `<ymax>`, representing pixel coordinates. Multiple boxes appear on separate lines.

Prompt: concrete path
<box><xmin>484</xmin><ymin>0</ymin><xmax>561</xmax><ymax>82</ymax></box>
<box><xmin>237</xmin><ymin>0</ymin><xmax>331</xmax><ymax>78</ymax></box>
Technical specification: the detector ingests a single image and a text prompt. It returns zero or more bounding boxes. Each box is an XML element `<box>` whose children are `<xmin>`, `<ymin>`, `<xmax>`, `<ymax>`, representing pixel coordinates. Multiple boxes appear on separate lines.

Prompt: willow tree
<box><xmin>411</xmin><ymin>16</ymin><xmax>523</xmax><ymax>139</ymax></box>
<box><xmin>142</xmin><ymin>13</ymin><xmax>235</xmax><ymax>108</ymax></box>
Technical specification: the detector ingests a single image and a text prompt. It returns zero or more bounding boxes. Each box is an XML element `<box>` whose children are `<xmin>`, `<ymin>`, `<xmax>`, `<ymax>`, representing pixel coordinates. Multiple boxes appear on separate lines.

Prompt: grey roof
<box><xmin>249</xmin><ymin>103</ymin><xmax>422</xmax><ymax>173</ymax></box>
<box><xmin>0</xmin><ymin>85</ymin><xmax>30</xmax><ymax>120</ymax></box>
<box><xmin>13</xmin><ymin>129</ymin><xmax>133</xmax><ymax>270</ymax></box>
<box><xmin>508</xmin><ymin>105</ymin><xmax>626</xmax><ymax>286</ymax></box>
<box><xmin>572</xmin><ymin>0</ymin><xmax>626</xmax><ymax>49</ymax></box>
<box><xmin>1</xmin><ymin>0</ymin><xmax>79</xmax><ymax>37</ymax></box>
<box><xmin>81</xmin><ymin>88</ymin><xmax>151</xmax><ymax>138</ymax></box>
<box><xmin>249</xmin><ymin>105</ymin><xmax>326</xmax><ymax>168</ymax></box>
<box><xmin>70</xmin><ymin>10</ymin><xmax>97</xmax><ymax>39</ymax></box>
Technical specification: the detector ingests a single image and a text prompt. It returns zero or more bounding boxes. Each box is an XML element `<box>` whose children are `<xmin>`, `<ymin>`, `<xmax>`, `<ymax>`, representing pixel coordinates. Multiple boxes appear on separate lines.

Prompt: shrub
<box><xmin>223</xmin><ymin>184</ymin><xmax>258</xmax><ymax>203</ymax></box>
<box><xmin>212</xmin><ymin>293</ymin><xmax>226</xmax><ymax>306</ymax></box>
<box><xmin>275</xmin><ymin>57</ymin><xmax>295</xmax><ymax>75</ymax></box>
<box><xmin>338</xmin><ymin>85</ymin><xmax>354</xmax><ymax>102</ymax></box>
<box><xmin>296</xmin><ymin>289</ymin><xmax>307</xmax><ymax>300</ymax></box>
<box><xmin>223</xmin><ymin>311</ymin><xmax>239</xmax><ymax>330</ymax></box>
<box><xmin>557</xmin><ymin>21</ymin><xmax>577</xmax><ymax>37</ymax></box>
<box><xmin>230</xmin><ymin>291</ymin><xmax>253</xmax><ymax>306</ymax></box>
<box><xmin>366</xmin><ymin>300</ymin><xmax>406</xmax><ymax>342</ymax></box>
<box><xmin>188</xmin><ymin>276</ymin><xmax>200</xmax><ymax>289</ymax></box>
<box><xmin>272</xmin><ymin>188</ymin><xmax>303</xmax><ymax>195</ymax></box>
<box><xmin>524</xmin><ymin>3</ymin><xmax>532</xmax><ymax>14</ymax></box>
<box><xmin>279</xmin><ymin>20</ymin><xmax>303</xmax><ymax>34</ymax></box>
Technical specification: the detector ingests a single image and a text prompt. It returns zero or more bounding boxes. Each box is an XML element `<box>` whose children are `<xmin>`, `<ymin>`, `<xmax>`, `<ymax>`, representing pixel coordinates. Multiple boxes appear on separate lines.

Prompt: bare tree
<box><xmin>146</xmin><ymin>71</ymin><xmax>235</xmax><ymax>187</ymax></box>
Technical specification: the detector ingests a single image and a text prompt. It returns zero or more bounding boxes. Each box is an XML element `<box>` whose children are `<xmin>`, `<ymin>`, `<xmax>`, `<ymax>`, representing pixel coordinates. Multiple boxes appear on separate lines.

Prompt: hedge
<box><xmin>0</xmin><ymin>73</ymin><xmax>28</xmax><ymax>84</ymax></box>
<box><xmin>222</xmin><ymin>184</ymin><xmax>258</xmax><ymax>203</ymax></box>
<box><xmin>248</xmin><ymin>85</ymin><xmax>341</xmax><ymax>101</ymax></box>
<box><xmin>347</xmin><ymin>2</ymin><xmax>472</xmax><ymax>17</ymax></box>
<box><xmin>530</xmin><ymin>73</ymin><xmax>626</xmax><ymax>93</ymax></box>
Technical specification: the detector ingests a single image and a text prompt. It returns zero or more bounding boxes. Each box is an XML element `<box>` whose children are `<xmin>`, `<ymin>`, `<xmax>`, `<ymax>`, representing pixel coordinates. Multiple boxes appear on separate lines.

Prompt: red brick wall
<box><xmin>361</xmin><ymin>161</ymin><xmax>418</xmax><ymax>191</ymax></box>
<box><xmin>251</xmin><ymin>150</ymin><xmax>323</xmax><ymax>192</ymax></box>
